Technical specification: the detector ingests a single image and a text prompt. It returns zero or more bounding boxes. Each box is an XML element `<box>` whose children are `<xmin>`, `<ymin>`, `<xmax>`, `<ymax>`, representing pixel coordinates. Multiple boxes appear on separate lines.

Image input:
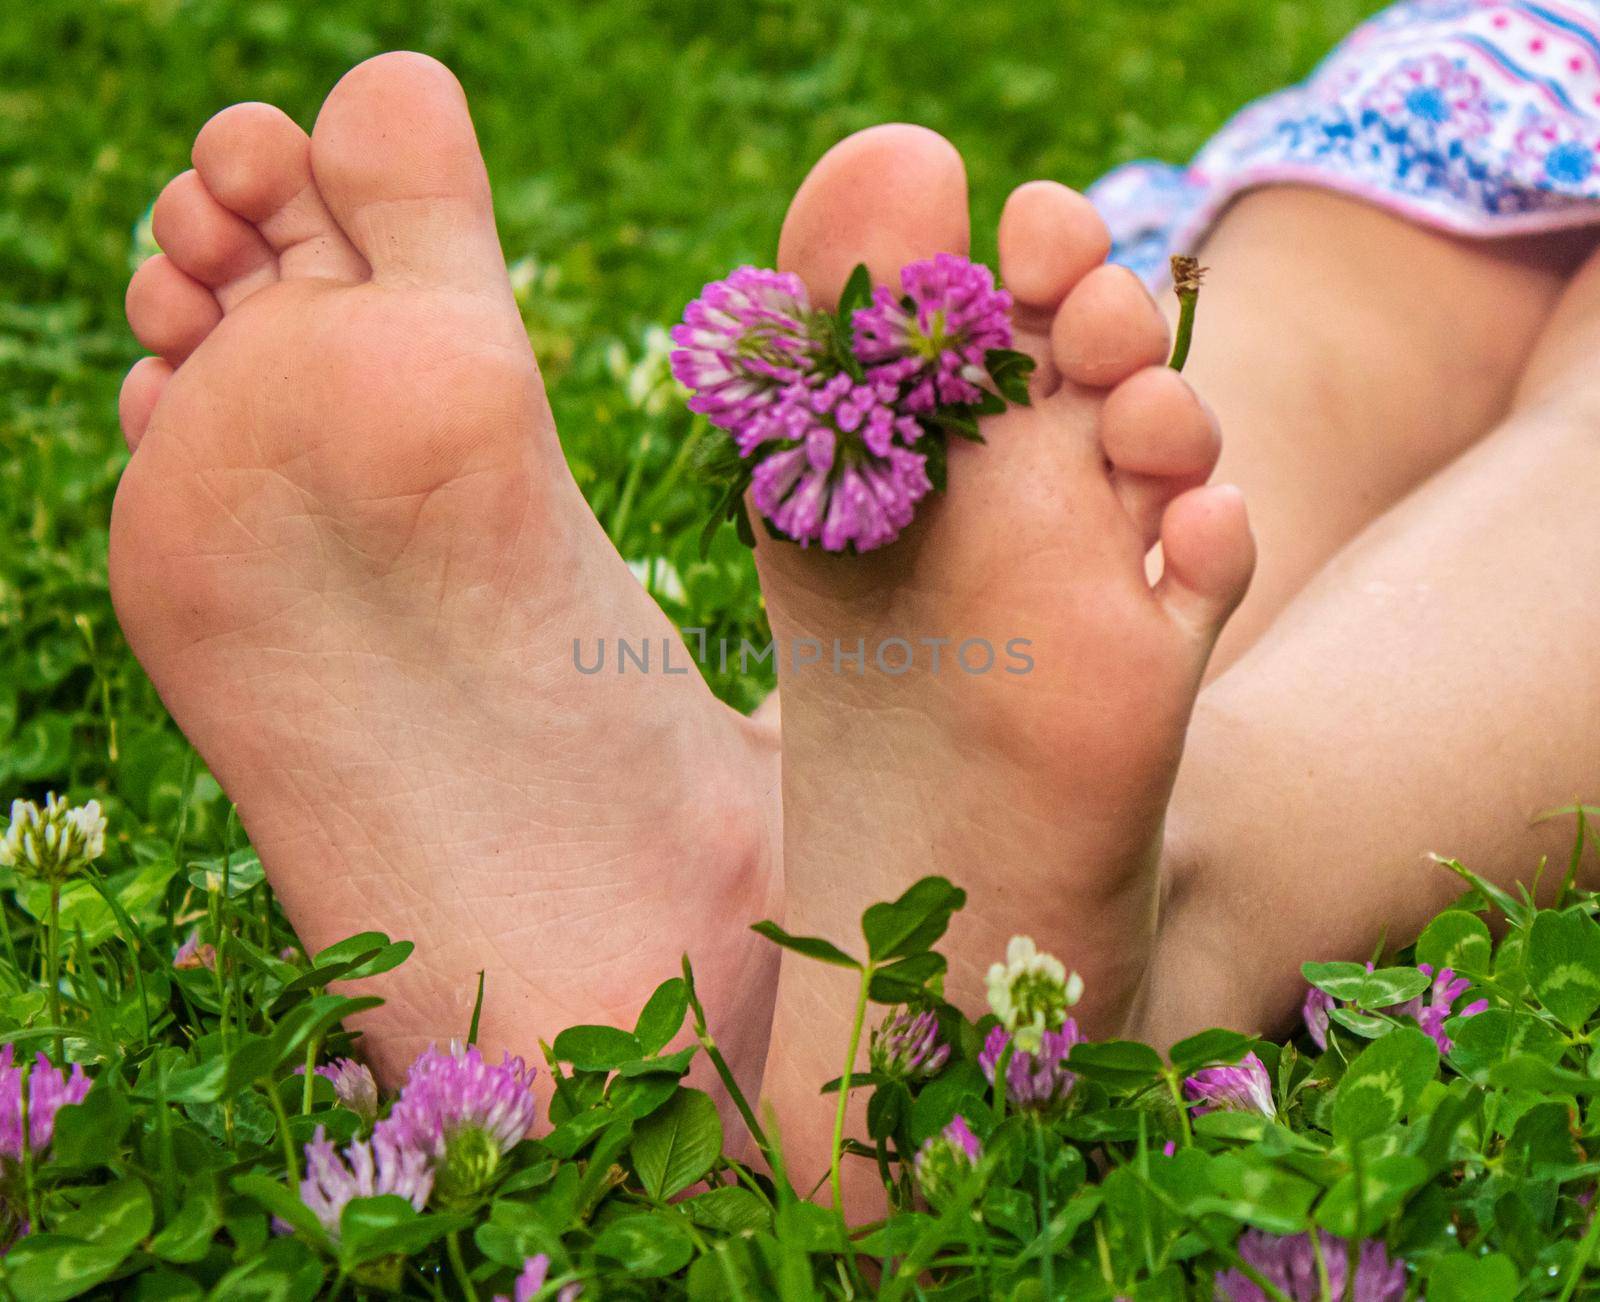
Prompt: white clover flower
<box><xmin>0</xmin><ymin>794</ymin><xmax>107</xmax><ymax>883</ymax></box>
<box><xmin>506</xmin><ymin>255</ymin><xmax>540</xmax><ymax>303</ymax></box>
<box><xmin>130</xmin><ymin>204</ymin><xmax>160</xmax><ymax>271</ymax></box>
<box><xmin>625</xmin><ymin>324</ymin><xmax>680</xmax><ymax>415</ymax></box>
<box><xmin>625</xmin><ymin>557</ymin><xmax>687</xmax><ymax>605</ymax></box>
<box><xmin>986</xmin><ymin>936</ymin><xmax>1083</xmax><ymax>1053</ymax></box>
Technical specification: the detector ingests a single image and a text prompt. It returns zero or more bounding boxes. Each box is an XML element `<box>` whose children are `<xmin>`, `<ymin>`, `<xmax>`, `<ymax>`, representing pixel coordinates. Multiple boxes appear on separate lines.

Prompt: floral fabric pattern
<box><xmin>1092</xmin><ymin>0</ymin><xmax>1600</xmax><ymax>287</ymax></box>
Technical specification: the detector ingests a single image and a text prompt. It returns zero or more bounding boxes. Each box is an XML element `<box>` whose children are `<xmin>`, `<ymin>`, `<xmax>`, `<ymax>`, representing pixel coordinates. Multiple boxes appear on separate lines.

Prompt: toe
<box><xmin>998</xmin><ymin>181</ymin><xmax>1110</xmax><ymax>314</ymax></box>
<box><xmin>119</xmin><ymin>357</ymin><xmax>173</xmax><ymax>452</ymax></box>
<box><xmin>1101</xmin><ymin>367</ymin><xmax>1221</xmax><ymax>547</ymax></box>
<box><xmin>310</xmin><ymin>52</ymin><xmax>505</xmax><ymax>290</ymax></box>
<box><xmin>1155</xmin><ymin>484</ymin><xmax>1256</xmax><ymax>639</ymax></box>
<box><xmin>777</xmin><ymin>124</ymin><xmax>969</xmax><ymax>308</ymax></box>
<box><xmin>1050</xmin><ymin>264</ymin><xmax>1169</xmax><ymax>389</ymax></box>
<box><xmin>194</xmin><ymin>102</ymin><xmax>368</xmax><ymax>282</ymax></box>
<box><xmin>151</xmin><ymin>170</ymin><xmax>278</xmax><ymax>310</ymax></box>
<box><xmin>126</xmin><ymin>254</ymin><xmax>222</xmax><ymax>363</ymax></box>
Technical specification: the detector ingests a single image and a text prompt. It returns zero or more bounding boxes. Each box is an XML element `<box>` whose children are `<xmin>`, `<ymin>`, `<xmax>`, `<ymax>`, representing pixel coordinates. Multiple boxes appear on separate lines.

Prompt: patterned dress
<box><xmin>1092</xmin><ymin>0</ymin><xmax>1600</xmax><ymax>287</ymax></box>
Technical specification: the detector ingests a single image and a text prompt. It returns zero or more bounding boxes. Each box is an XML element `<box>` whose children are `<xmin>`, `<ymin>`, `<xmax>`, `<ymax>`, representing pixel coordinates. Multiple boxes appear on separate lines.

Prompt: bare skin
<box><xmin>115</xmin><ymin>52</ymin><xmax>1600</xmax><ymax>1203</ymax></box>
<box><xmin>753</xmin><ymin>128</ymin><xmax>1255</xmax><ymax>1193</ymax></box>
<box><xmin>1168</xmin><ymin>189</ymin><xmax>1591</xmax><ymax>673</ymax></box>
<box><xmin>113</xmin><ymin>53</ymin><xmax>781</xmax><ymax>1094</ymax></box>
<box><xmin>1147</xmin><ymin>235</ymin><xmax>1600</xmax><ymax>1043</ymax></box>
<box><xmin>752</xmin><ymin>160</ymin><xmax>1600</xmax><ymax>1193</ymax></box>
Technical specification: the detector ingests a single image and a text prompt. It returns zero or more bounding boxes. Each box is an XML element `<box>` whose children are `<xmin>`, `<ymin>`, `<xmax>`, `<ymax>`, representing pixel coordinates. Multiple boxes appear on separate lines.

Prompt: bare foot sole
<box><xmin>114</xmin><ymin>53</ymin><xmax>780</xmax><ymax>1094</ymax></box>
<box><xmin>753</xmin><ymin>126</ymin><xmax>1256</xmax><ymax>1192</ymax></box>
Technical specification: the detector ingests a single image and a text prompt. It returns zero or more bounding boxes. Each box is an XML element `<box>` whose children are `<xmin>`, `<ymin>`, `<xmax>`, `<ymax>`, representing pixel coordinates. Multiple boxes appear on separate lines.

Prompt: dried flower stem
<box><xmin>1168</xmin><ymin>255</ymin><xmax>1206</xmax><ymax>373</ymax></box>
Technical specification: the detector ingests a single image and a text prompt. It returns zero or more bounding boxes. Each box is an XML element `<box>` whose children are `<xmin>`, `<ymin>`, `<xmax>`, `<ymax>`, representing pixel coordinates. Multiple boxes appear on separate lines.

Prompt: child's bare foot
<box><xmin>755</xmin><ymin>127</ymin><xmax>1255</xmax><ymax>1186</ymax></box>
<box><xmin>113</xmin><ymin>54</ymin><xmax>780</xmax><ymax>1089</ymax></box>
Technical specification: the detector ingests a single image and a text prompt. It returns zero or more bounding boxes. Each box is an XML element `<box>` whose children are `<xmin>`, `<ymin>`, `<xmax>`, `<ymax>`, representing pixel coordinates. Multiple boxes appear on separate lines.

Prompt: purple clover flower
<box><xmin>495</xmin><ymin>1255</ymin><xmax>548</xmax><ymax>1302</ymax></box>
<box><xmin>913</xmin><ymin>1114</ymin><xmax>983</xmax><ymax>1206</ymax></box>
<box><xmin>1394</xmin><ymin>964</ymin><xmax>1488</xmax><ymax>1053</ymax></box>
<box><xmin>1183</xmin><ymin>1052</ymin><xmax>1276</xmax><ymax>1119</ymax></box>
<box><xmin>940</xmin><ymin>1114</ymin><xmax>983</xmax><ymax>1164</ymax></box>
<box><xmin>1302</xmin><ymin>986</ymin><xmax>1335</xmax><ymax>1050</ymax></box>
<box><xmin>0</xmin><ymin>1046</ymin><xmax>90</xmax><ymax>1168</ymax></box>
<box><xmin>316</xmin><ymin>1058</ymin><xmax>380</xmax><ymax>1125</ymax></box>
<box><xmin>672</xmin><ymin>254</ymin><xmax>1023</xmax><ymax>554</ymax></box>
<box><xmin>378</xmin><ymin>1042</ymin><xmax>539</xmax><ymax>1203</ymax></box>
<box><xmin>1303</xmin><ymin>963</ymin><xmax>1486</xmax><ymax>1054</ymax></box>
<box><xmin>869</xmin><ymin>1008</ymin><xmax>950</xmax><ymax>1081</ymax></box>
<box><xmin>492</xmin><ymin>1260</ymin><xmax>582</xmax><ymax>1302</ymax></box>
<box><xmin>670</xmin><ymin>267</ymin><xmax>823</xmax><ymax>432</ymax></box>
<box><xmin>978</xmin><ymin>1021</ymin><xmax>1084</xmax><ymax>1110</ymax></box>
<box><xmin>743</xmin><ymin>373</ymin><xmax>931</xmax><ymax>552</ymax></box>
<box><xmin>1216</xmin><ymin>1229</ymin><xmax>1406</xmax><ymax>1301</ymax></box>
<box><xmin>851</xmin><ymin>253</ymin><xmax>1014</xmax><ymax>414</ymax></box>
<box><xmin>381</xmin><ymin>1042</ymin><xmax>539</xmax><ymax>1157</ymax></box>
<box><xmin>299</xmin><ymin>1124</ymin><xmax>434</xmax><ymax>1240</ymax></box>
<box><xmin>493</xmin><ymin>1253</ymin><xmax>581</xmax><ymax>1302</ymax></box>
<box><xmin>173</xmin><ymin>928</ymin><xmax>216</xmax><ymax>971</ymax></box>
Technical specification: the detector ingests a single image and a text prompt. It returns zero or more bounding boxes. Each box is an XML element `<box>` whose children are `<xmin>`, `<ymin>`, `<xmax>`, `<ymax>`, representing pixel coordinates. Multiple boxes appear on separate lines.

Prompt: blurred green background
<box><xmin>0</xmin><ymin>0</ymin><xmax>1383</xmax><ymax>825</ymax></box>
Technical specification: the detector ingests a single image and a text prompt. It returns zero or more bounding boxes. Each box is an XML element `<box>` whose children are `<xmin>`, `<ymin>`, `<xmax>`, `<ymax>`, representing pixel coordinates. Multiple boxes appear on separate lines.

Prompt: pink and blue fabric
<box><xmin>1093</xmin><ymin>0</ymin><xmax>1600</xmax><ymax>287</ymax></box>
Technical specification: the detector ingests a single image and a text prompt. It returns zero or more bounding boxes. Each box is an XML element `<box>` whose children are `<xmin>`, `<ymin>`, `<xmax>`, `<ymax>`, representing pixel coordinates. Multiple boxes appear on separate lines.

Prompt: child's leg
<box><xmin>1172</xmin><ymin>187</ymin><xmax>1588</xmax><ymax>672</ymax></box>
<box><xmin>1147</xmin><ymin>240</ymin><xmax>1600</xmax><ymax>1043</ymax></box>
<box><xmin>750</xmin><ymin>129</ymin><xmax>1599</xmax><ymax>1193</ymax></box>
<box><xmin>115</xmin><ymin>55</ymin><xmax>781</xmax><ymax>1098</ymax></box>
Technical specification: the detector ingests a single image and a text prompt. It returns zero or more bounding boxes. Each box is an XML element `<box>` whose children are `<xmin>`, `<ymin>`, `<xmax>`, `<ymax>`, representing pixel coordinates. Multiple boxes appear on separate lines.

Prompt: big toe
<box><xmin>754</xmin><ymin>126</ymin><xmax>971</xmax><ymax>595</ymax></box>
<box><xmin>777</xmin><ymin>124</ymin><xmax>969</xmax><ymax>308</ymax></box>
<box><xmin>310</xmin><ymin>52</ymin><xmax>505</xmax><ymax>291</ymax></box>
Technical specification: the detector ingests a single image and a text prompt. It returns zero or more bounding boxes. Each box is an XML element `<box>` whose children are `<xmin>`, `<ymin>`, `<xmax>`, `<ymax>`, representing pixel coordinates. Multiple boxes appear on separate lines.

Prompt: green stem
<box><xmin>45</xmin><ymin>883</ymin><xmax>62</xmax><ymax>1062</ymax></box>
<box><xmin>17</xmin><ymin>1061</ymin><xmax>37</xmax><ymax>1232</ymax></box>
<box><xmin>446</xmin><ymin>1230</ymin><xmax>479</xmax><ymax>1302</ymax></box>
<box><xmin>302</xmin><ymin>1034</ymin><xmax>322</xmax><ymax>1115</ymax></box>
<box><xmin>1164</xmin><ymin>1069</ymin><xmax>1194</xmax><ymax>1147</ymax></box>
<box><xmin>208</xmin><ymin>882</ymin><xmax>235</xmax><ymax>1150</ymax></box>
<box><xmin>1034</xmin><ymin>1120</ymin><xmax>1054</xmax><ymax>1299</ymax></box>
<box><xmin>0</xmin><ymin>896</ymin><xmax>19</xmax><ymax>985</ymax></box>
<box><xmin>830</xmin><ymin>964</ymin><xmax>872</xmax><ymax>1216</ymax></box>
<box><xmin>1118</xmin><ymin>1160</ymin><xmax>1295</xmax><ymax>1302</ymax></box>
<box><xmin>1345</xmin><ymin>1142</ymin><xmax>1365</xmax><ymax>1302</ymax></box>
<box><xmin>217</xmin><ymin>857</ymin><xmax>232</xmax><ymax>1046</ymax></box>
<box><xmin>1168</xmin><ymin>295</ymin><xmax>1198</xmax><ymax>372</ymax></box>
<box><xmin>993</xmin><ymin>1042</ymin><xmax>1013</xmax><ymax>1121</ymax></box>
<box><xmin>1167</xmin><ymin>255</ymin><xmax>1205</xmax><ymax>373</ymax></box>
<box><xmin>264</xmin><ymin>1079</ymin><xmax>300</xmax><ymax>1185</ymax></box>
<box><xmin>609</xmin><ymin>432</ymin><xmax>651</xmax><ymax>542</ymax></box>
<box><xmin>155</xmin><ymin>1058</ymin><xmax>176</xmax><ymax>1220</ymax></box>
<box><xmin>681</xmin><ymin>956</ymin><xmax>777</xmax><ymax>1177</ymax></box>
<box><xmin>1557</xmin><ymin>1201</ymin><xmax>1600</xmax><ymax>1302</ymax></box>
<box><xmin>1311</xmin><ymin>1230</ymin><xmax>1334</xmax><ymax>1302</ymax></box>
